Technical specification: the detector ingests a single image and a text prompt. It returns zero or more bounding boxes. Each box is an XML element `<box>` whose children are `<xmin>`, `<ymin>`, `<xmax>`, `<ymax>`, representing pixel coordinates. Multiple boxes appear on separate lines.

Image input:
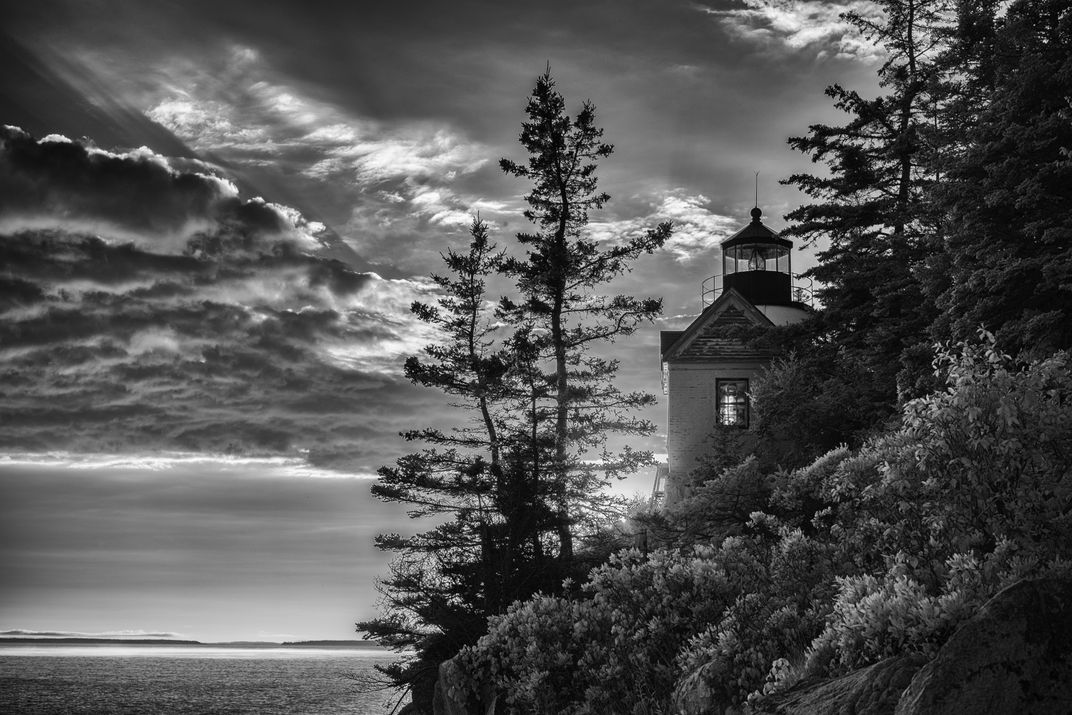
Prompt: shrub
<box><xmin>460</xmin><ymin>543</ymin><xmax>771</xmax><ymax>713</ymax></box>
<box><xmin>457</xmin><ymin>593</ymin><xmax>605</xmax><ymax>713</ymax></box>
<box><xmin>664</xmin><ymin>456</ymin><xmax>770</xmax><ymax>545</ymax></box>
<box><xmin>798</xmin><ymin>542</ymin><xmax>1056</xmax><ymax>680</ymax></box>
<box><xmin>899</xmin><ymin>341</ymin><xmax>1072</xmax><ymax>557</ymax></box>
<box><xmin>675</xmin><ymin>527</ymin><xmax>838</xmax><ymax>708</ymax></box>
<box><xmin>777</xmin><ymin>340</ymin><xmax>1072</xmax><ymax>577</ymax></box>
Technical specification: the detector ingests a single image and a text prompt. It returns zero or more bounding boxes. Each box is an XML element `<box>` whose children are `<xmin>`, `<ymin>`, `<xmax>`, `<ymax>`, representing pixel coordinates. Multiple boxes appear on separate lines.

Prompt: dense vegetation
<box><xmin>366</xmin><ymin>0</ymin><xmax>1072</xmax><ymax>712</ymax></box>
<box><xmin>458</xmin><ymin>339</ymin><xmax>1072</xmax><ymax>713</ymax></box>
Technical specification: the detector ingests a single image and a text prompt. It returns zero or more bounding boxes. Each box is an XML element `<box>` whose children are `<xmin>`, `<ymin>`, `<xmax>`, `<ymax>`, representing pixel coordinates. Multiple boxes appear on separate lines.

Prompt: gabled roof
<box><xmin>660</xmin><ymin>288</ymin><xmax>774</xmax><ymax>363</ymax></box>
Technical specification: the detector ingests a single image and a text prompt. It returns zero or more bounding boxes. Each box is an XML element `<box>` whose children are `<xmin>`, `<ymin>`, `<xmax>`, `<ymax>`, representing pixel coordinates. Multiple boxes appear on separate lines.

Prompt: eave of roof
<box><xmin>721</xmin><ymin>222</ymin><xmax>793</xmax><ymax>250</ymax></box>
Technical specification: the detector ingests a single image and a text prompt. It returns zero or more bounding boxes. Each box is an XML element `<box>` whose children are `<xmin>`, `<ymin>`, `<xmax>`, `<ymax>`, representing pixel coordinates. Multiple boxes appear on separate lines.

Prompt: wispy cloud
<box><xmin>697</xmin><ymin>0</ymin><xmax>883</xmax><ymax>62</ymax></box>
<box><xmin>588</xmin><ymin>189</ymin><xmax>739</xmax><ymax>262</ymax></box>
<box><xmin>135</xmin><ymin>45</ymin><xmax>491</xmax><ymax>266</ymax></box>
<box><xmin>0</xmin><ymin>453</ymin><xmax>378</xmax><ymax>479</ymax></box>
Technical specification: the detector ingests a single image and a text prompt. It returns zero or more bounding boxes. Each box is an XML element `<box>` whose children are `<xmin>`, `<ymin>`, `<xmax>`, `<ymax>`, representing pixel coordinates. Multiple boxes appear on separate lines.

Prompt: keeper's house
<box><xmin>653</xmin><ymin>206</ymin><xmax>811</xmax><ymax>506</ymax></box>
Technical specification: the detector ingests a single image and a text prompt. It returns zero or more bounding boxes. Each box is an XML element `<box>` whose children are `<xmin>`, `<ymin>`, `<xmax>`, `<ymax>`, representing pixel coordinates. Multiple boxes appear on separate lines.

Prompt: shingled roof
<box><xmin>660</xmin><ymin>288</ymin><xmax>774</xmax><ymax>363</ymax></box>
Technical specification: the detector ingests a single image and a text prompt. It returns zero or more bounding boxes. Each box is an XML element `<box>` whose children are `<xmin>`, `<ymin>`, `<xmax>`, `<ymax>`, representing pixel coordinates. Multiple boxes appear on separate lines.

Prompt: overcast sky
<box><xmin>0</xmin><ymin>0</ymin><xmax>880</xmax><ymax>641</ymax></box>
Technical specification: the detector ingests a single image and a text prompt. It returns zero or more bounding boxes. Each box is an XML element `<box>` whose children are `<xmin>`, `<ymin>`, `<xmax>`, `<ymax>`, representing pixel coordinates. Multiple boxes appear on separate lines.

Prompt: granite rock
<box><xmin>757</xmin><ymin>655</ymin><xmax>927</xmax><ymax>715</ymax></box>
<box><xmin>895</xmin><ymin>578</ymin><xmax>1072</xmax><ymax>715</ymax></box>
<box><xmin>432</xmin><ymin>655</ymin><xmax>497</xmax><ymax>715</ymax></box>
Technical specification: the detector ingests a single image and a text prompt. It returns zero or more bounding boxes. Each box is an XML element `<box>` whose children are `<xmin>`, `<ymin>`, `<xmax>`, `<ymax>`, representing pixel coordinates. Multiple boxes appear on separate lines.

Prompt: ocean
<box><xmin>0</xmin><ymin>645</ymin><xmax>401</xmax><ymax>714</ymax></box>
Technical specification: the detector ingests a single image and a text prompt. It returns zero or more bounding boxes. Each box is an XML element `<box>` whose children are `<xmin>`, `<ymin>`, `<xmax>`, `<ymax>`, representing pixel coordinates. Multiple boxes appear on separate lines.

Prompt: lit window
<box><xmin>716</xmin><ymin>379</ymin><xmax>749</xmax><ymax>427</ymax></box>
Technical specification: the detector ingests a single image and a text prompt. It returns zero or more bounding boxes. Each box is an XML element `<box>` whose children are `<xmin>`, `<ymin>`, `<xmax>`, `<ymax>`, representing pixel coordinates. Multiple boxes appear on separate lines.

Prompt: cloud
<box><xmin>137</xmin><ymin>45</ymin><xmax>491</xmax><ymax>268</ymax></box>
<box><xmin>298</xmin><ymin>122</ymin><xmax>488</xmax><ymax>186</ymax></box>
<box><xmin>698</xmin><ymin>0</ymin><xmax>884</xmax><ymax>62</ymax></box>
<box><xmin>0</xmin><ymin>452</ymin><xmax>378</xmax><ymax>479</ymax></box>
<box><xmin>0</xmin><ymin>125</ymin><xmax>325</xmax><ymax>253</ymax></box>
<box><xmin>0</xmin><ymin>128</ymin><xmax>449</xmax><ymax>473</ymax></box>
<box><xmin>587</xmin><ymin>189</ymin><xmax>740</xmax><ymax>262</ymax></box>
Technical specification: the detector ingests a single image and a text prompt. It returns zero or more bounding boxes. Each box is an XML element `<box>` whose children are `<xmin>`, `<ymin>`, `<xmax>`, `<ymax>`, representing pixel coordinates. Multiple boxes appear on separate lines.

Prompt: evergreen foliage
<box><xmin>358</xmin><ymin>220</ymin><xmax>534</xmax><ymax>706</ymax></box>
<box><xmin>782</xmin><ymin>0</ymin><xmax>953</xmax><ymax>404</ymax></box>
<box><xmin>499</xmin><ymin>70</ymin><xmax>672</xmax><ymax>560</ymax></box>
<box><xmin>927</xmin><ymin>0</ymin><xmax>1072</xmax><ymax>356</ymax></box>
<box><xmin>360</xmin><ymin>73</ymin><xmax>670</xmax><ymax>712</ymax></box>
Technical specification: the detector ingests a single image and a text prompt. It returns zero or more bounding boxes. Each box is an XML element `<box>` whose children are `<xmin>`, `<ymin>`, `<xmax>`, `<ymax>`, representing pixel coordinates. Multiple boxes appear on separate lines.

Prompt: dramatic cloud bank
<box><xmin>0</xmin><ymin>127</ymin><xmax>446</xmax><ymax>472</ymax></box>
<box><xmin>0</xmin><ymin>126</ymin><xmax>326</xmax><ymax>251</ymax></box>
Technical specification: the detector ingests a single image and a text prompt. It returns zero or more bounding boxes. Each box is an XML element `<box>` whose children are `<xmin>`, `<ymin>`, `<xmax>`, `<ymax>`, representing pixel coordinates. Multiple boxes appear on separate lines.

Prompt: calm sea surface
<box><xmin>0</xmin><ymin>645</ymin><xmax>401</xmax><ymax>714</ymax></box>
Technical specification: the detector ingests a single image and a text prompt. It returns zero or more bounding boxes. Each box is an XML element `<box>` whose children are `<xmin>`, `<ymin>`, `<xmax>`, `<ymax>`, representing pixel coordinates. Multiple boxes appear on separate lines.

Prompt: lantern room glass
<box><xmin>723</xmin><ymin>244</ymin><xmax>790</xmax><ymax>275</ymax></box>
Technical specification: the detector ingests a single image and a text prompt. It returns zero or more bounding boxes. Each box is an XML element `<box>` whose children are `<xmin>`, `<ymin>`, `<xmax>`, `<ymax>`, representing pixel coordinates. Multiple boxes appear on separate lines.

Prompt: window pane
<box><xmin>716</xmin><ymin>379</ymin><xmax>749</xmax><ymax>427</ymax></box>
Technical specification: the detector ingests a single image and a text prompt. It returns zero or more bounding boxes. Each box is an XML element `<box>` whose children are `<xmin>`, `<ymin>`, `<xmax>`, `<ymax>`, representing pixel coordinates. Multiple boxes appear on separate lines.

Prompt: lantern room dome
<box><xmin>720</xmin><ymin>206</ymin><xmax>792</xmax><ymax>251</ymax></box>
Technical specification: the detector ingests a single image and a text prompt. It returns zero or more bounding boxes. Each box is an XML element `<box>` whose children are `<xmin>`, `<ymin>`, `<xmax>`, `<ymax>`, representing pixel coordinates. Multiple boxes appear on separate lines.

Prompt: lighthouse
<box><xmin>654</xmin><ymin>206</ymin><xmax>811</xmax><ymax>506</ymax></box>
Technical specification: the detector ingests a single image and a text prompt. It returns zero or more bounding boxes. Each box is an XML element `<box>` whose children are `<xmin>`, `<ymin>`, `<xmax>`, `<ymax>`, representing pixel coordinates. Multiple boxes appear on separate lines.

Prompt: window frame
<box><xmin>715</xmin><ymin>378</ymin><xmax>749</xmax><ymax>428</ymax></box>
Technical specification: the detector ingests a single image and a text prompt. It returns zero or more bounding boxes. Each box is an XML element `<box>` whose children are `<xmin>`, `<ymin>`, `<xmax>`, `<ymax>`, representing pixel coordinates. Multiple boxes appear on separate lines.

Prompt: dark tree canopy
<box><xmin>927</xmin><ymin>0</ymin><xmax>1072</xmax><ymax>356</ymax></box>
<box><xmin>358</xmin><ymin>221</ymin><xmax>528</xmax><ymax>706</ymax></box>
<box><xmin>782</xmin><ymin>0</ymin><xmax>953</xmax><ymax>406</ymax></box>
<box><xmin>758</xmin><ymin>0</ymin><xmax>1072</xmax><ymax>457</ymax></box>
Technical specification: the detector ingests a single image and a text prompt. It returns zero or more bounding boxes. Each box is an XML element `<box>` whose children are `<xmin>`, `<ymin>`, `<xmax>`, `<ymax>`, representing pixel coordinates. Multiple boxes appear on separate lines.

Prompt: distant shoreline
<box><xmin>0</xmin><ymin>637</ymin><xmax>385</xmax><ymax>649</ymax></box>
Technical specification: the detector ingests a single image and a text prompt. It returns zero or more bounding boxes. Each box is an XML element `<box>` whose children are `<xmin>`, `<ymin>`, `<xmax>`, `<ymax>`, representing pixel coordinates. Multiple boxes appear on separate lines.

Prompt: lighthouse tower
<box><xmin>654</xmin><ymin>206</ymin><xmax>810</xmax><ymax>506</ymax></box>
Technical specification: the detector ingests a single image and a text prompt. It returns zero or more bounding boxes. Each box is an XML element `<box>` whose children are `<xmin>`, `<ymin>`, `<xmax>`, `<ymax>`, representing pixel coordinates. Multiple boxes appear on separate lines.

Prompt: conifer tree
<box><xmin>782</xmin><ymin>0</ymin><xmax>954</xmax><ymax>405</ymax></box>
<box><xmin>927</xmin><ymin>0</ymin><xmax>1072</xmax><ymax>356</ymax></box>
<box><xmin>358</xmin><ymin>220</ymin><xmax>550</xmax><ymax>709</ymax></box>
<box><xmin>498</xmin><ymin>70</ymin><xmax>672</xmax><ymax>562</ymax></box>
<box><xmin>360</xmin><ymin>73</ymin><xmax>671</xmax><ymax>712</ymax></box>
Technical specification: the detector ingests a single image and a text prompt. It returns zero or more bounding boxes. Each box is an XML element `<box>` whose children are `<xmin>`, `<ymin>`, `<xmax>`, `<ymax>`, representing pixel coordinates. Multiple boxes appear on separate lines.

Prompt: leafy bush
<box><xmin>457</xmin><ymin>593</ymin><xmax>602</xmax><ymax>713</ymax></box>
<box><xmin>460</xmin><ymin>543</ymin><xmax>771</xmax><ymax>713</ymax></box>
<box><xmin>900</xmin><ymin>341</ymin><xmax>1072</xmax><ymax>557</ymax></box>
<box><xmin>767</xmin><ymin>445</ymin><xmax>852</xmax><ymax>530</ymax></box>
<box><xmin>750</xmin><ymin>351</ymin><xmax>898</xmax><ymax>466</ymax></box>
<box><xmin>675</xmin><ymin>527</ymin><xmax>837</xmax><ymax>707</ymax></box>
<box><xmin>663</xmin><ymin>456</ymin><xmax>770</xmax><ymax>545</ymax></box>
<box><xmin>798</xmin><ymin>541</ymin><xmax>1060</xmax><ymax>681</ymax></box>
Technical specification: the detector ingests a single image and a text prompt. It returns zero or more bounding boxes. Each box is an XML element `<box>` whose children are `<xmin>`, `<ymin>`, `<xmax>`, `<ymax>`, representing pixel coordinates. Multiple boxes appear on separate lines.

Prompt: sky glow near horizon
<box><xmin>1</xmin><ymin>0</ymin><xmax>880</xmax><ymax>641</ymax></box>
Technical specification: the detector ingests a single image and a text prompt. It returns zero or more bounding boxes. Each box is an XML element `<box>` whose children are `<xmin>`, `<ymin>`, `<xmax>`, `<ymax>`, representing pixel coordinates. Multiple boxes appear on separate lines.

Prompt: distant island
<box><xmin>0</xmin><ymin>638</ymin><xmax>202</xmax><ymax>645</ymax></box>
<box><xmin>0</xmin><ymin>637</ymin><xmax>383</xmax><ymax>648</ymax></box>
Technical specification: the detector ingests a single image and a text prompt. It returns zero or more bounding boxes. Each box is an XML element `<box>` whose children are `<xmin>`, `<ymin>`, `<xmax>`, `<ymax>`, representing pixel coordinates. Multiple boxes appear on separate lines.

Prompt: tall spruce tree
<box><xmin>782</xmin><ymin>0</ymin><xmax>954</xmax><ymax>409</ymax></box>
<box><xmin>498</xmin><ymin>70</ymin><xmax>672</xmax><ymax>562</ymax></box>
<box><xmin>927</xmin><ymin>0</ymin><xmax>1072</xmax><ymax>356</ymax></box>
<box><xmin>360</xmin><ymin>73</ymin><xmax>671</xmax><ymax>712</ymax></box>
<box><xmin>358</xmin><ymin>220</ymin><xmax>552</xmax><ymax>709</ymax></box>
